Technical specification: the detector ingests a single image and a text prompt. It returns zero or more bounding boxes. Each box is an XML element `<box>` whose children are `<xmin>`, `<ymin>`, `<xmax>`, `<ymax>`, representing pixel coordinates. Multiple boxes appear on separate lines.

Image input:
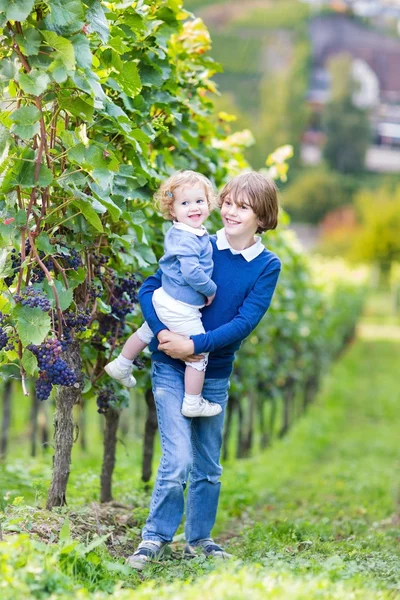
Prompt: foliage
<box><xmin>229</xmin><ymin>1</ymin><xmax>310</xmax><ymax>31</ymax></box>
<box><xmin>0</xmin><ymin>0</ymin><xmax>251</xmax><ymax>406</ymax></box>
<box><xmin>282</xmin><ymin>166</ymin><xmax>352</xmax><ymax>224</ymax></box>
<box><xmin>322</xmin><ymin>54</ymin><xmax>371</xmax><ymax>174</ymax></box>
<box><xmin>245</xmin><ymin>39</ymin><xmax>310</xmax><ymax>169</ymax></box>
<box><xmin>349</xmin><ymin>186</ymin><xmax>400</xmax><ymax>277</ymax></box>
<box><xmin>1</xmin><ymin>328</ymin><xmax>400</xmax><ymax>598</ymax></box>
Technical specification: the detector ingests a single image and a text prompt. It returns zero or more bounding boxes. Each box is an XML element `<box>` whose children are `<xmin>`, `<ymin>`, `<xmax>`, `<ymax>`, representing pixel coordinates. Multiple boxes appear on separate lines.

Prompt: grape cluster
<box><xmin>89</xmin><ymin>282</ymin><xmax>103</xmax><ymax>299</ymax></box>
<box><xmin>15</xmin><ymin>287</ymin><xmax>51</xmax><ymax>312</ymax></box>
<box><xmin>118</xmin><ymin>274</ymin><xmax>139</xmax><ymax>303</ymax></box>
<box><xmin>5</xmin><ymin>241</ymin><xmax>30</xmax><ymax>286</ymax></box>
<box><xmin>62</xmin><ymin>307</ymin><xmax>92</xmax><ymax>345</ymax></box>
<box><xmin>28</xmin><ymin>338</ymin><xmax>77</xmax><ymax>401</ymax></box>
<box><xmin>30</xmin><ymin>253</ymin><xmax>53</xmax><ymax>283</ymax></box>
<box><xmin>92</xmin><ymin>253</ymin><xmax>109</xmax><ymax>277</ymax></box>
<box><xmin>62</xmin><ymin>248</ymin><xmax>82</xmax><ymax>270</ymax></box>
<box><xmin>0</xmin><ymin>327</ymin><xmax>8</xmax><ymax>351</ymax></box>
<box><xmin>36</xmin><ymin>373</ymin><xmax>53</xmax><ymax>401</ymax></box>
<box><xmin>96</xmin><ymin>387</ymin><xmax>117</xmax><ymax>414</ymax></box>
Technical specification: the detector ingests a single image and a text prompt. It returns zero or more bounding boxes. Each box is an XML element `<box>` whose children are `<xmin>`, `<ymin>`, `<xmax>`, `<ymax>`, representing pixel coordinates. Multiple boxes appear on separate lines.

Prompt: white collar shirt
<box><xmin>216</xmin><ymin>228</ymin><xmax>265</xmax><ymax>262</ymax></box>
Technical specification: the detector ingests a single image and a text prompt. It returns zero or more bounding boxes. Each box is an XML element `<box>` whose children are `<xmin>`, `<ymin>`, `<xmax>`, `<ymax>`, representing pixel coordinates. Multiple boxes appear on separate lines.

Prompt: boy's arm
<box><xmin>138</xmin><ymin>269</ymin><xmax>168</xmax><ymax>338</ymax></box>
<box><xmin>191</xmin><ymin>260</ymin><xmax>281</xmax><ymax>354</ymax></box>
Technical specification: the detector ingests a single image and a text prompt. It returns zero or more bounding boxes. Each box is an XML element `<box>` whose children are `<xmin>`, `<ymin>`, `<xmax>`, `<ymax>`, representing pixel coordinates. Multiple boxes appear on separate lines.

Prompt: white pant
<box><xmin>136</xmin><ymin>287</ymin><xmax>208</xmax><ymax>372</ymax></box>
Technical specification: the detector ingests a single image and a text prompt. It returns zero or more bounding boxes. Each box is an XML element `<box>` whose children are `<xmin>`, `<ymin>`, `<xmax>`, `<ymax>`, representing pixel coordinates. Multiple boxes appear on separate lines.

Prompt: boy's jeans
<box><xmin>142</xmin><ymin>361</ymin><xmax>229</xmax><ymax>545</ymax></box>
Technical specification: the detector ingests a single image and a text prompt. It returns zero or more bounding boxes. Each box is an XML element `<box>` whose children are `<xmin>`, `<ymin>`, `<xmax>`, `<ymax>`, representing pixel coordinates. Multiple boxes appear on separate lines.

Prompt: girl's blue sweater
<box><xmin>139</xmin><ymin>235</ymin><xmax>281</xmax><ymax>379</ymax></box>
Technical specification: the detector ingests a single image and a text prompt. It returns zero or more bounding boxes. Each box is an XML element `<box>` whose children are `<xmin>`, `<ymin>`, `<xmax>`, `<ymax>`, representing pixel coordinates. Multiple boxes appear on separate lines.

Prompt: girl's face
<box><xmin>170</xmin><ymin>185</ymin><xmax>210</xmax><ymax>228</ymax></box>
<box><xmin>220</xmin><ymin>195</ymin><xmax>259</xmax><ymax>241</ymax></box>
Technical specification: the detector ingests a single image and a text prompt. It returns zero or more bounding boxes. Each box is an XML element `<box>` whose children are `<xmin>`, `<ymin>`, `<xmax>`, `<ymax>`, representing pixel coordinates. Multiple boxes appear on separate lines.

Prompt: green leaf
<box><xmin>11</xmin><ymin>159</ymin><xmax>53</xmax><ymax>188</ymax></box>
<box><xmin>58</xmin><ymin>93</ymin><xmax>94</xmax><ymax>121</ymax></box>
<box><xmin>66</xmin><ymin>267</ymin><xmax>86</xmax><ymax>289</ymax></box>
<box><xmin>0</xmin><ymin>248</ymin><xmax>10</xmax><ymax>279</ymax></box>
<box><xmin>15</xmin><ymin>29</ymin><xmax>42</xmax><ymax>56</ymax></box>
<box><xmin>18</xmin><ymin>70</ymin><xmax>51</xmax><ymax>96</ymax></box>
<box><xmin>59</xmin><ymin>517</ymin><xmax>71</xmax><ymax>542</ymax></box>
<box><xmin>10</xmin><ymin>105</ymin><xmax>41</xmax><ymax>140</ymax></box>
<box><xmin>22</xmin><ymin>349</ymin><xmax>37</xmax><ymax>376</ymax></box>
<box><xmin>131</xmin><ymin>210</ymin><xmax>147</xmax><ymax>225</ymax></box>
<box><xmin>43</xmin><ymin>280</ymin><xmax>73</xmax><ymax>311</ymax></box>
<box><xmin>0</xmin><ymin>0</ymin><xmax>35</xmax><ymax>21</ymax></box>
<box><xmin>73</xmin><ymin>200</ymin><xmax>104</xmax><ymax>232</ymax></box>
<box><xmin>44</xmin><ymin>0</ymin><xmax>84</xmax><ymax>35</ymax></box>
<box><xmin>15</xmin><ymin>305</ymin><xmax>51</xmax><ymax>346</ymax></box>
<box><xmin>41</xmin><ymin>31</ymin><xmax>75</xmax><ymax>71</ymax></box>
<box><xmin>86</xmin><ymin>0</ymin><xmax>109</xmax><ymax>43</ymax></box>
<box><xmin>113</xmin><ymin>62</ymin><xmax>142</xmax><ymax>98</ymax></box>
<box><xmin>36</xmin><ymin>232</ymin><xmax>53</xmax><ymax>255</ymax></box>
<box><xmin>71</xmin><ymin>34</ymin><xmax>92</xmax><ymax>69</ymax></box>
<box><xmin>48</xmin><ymin>59</ymin><xmax>68</xmax><ymax>83</ymax></box>
<box><xmin>0</xmin><ymin>124</ymin><xmax>11</xmax><ymax>164</ymax></box>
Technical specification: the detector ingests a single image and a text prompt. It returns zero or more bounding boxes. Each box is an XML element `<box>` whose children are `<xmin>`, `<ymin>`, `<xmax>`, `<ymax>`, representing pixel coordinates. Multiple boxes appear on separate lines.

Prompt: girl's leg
<box><xmin>182</xmin><ymin>365</ymin><xmax>222</xmax><ymax>418</ymax></box>
<box><xmin>120</xmin><ymin>332</ymin><xmax>147</xmax><ymax>360</ymax></box>
<box><xmin>184</xmin><ymin>365</ymin><xmax>205</xmax><ymax>395</ymax></box>
<box><xmin>105</xmin><ymin>323</ymin><xmax>153</xmax><ymax>387</ymax></box>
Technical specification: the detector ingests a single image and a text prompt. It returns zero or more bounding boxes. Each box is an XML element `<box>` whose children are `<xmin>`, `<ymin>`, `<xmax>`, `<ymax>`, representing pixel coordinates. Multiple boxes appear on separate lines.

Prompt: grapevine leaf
<box><xmin>10</xmin><ymin>105</ymin><xmax>41</xmax><ymax>140</ymax></box>
<box><xmin>49</xmin><ymin>59</ymin><xmax>68</xmax><ymax>83</ymax></box>
<box><xmin>41</xmin><ymin>31</ymin><xmax>76</xmax><ymax>71</ymax></box>
<box><xmin>11</xmin><ymin>158</ymin><xmax>53</xmax><ymax>189</ymax></box>
<box><xmin>71</xmin><ymin>34</ymin><xmax>92</xmax><ymax>69</ymax></box>
<box><xmin>36</xmin><ymin>232</ymin><xmax>53</xmax><ymax>255</ymax></box>
<box><xmin>58</xmin><ymin>93</ymin><xmax>94</xmax><ymax>121</ymax></box>
<box><xmin>86</xmin><ymin>0</ymin><xmax>109</xmax><ymax>42</ymax></box>
<box><xmin>44</xmin><ymin>0</ymin><xmax>84</xmax><ymax>35</ymax></box>
<box><xmin>66</xmin><ymin>267</ymin><xmax>86</xmax><ymax>289</ymax></box>
<box><xmin>0</xmin><ymin>0</ymin><xmax>35</xmax><ymax>21</ymax></box>
<box><xmin>113</xmin><ymin>62</ymin><xmax>142</xmax><ymax>98</ymax></box>
<box><xmin>15</xmin><ymin>29</ymin><xmax>42</xmax><ymax>56</ymax></box>
<box><xmin>22</xmin><ymin>349</ymin><xmax>37</xmax><ymax>376</ymax></box>
<box><xmin>130</xmin><ymin>210</ymin><xmax>147</xmax><ymax>225</ymax></box>
<box><xmin>43</xmin><ymin>280</ymin><xmax>73</xmax><ymax>311</ymax></box>
<box><xmin>15</xmin><ymin>305</ymin><xmax>51</xmax><ymax>346</ymax></box>
<box><xmin>73</xmin><ymin>200</ymin><xmax>104</xmax><ymax>232</ymax></box>
<box><xmin>0</xmin><ymin>248</ymin><xmax>11</xmax><ymax>278</ymax></box>
<box><xmin>0</xmin><ymin>124</ymin><xmax>11</xmax><ymax>164</ymax></box>
<box><xmin>18</xmin><ymin>69</ymin><xmax>51</xmax><ymax>96</ymax></box>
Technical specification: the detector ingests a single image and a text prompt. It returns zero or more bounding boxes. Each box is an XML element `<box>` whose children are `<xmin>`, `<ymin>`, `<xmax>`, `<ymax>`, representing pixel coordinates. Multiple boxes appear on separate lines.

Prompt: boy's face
<box><xmin>170</xmin><ymin>185</ymin><xmax>209</xmax><ymax>228</ymax></box>
<box><xmin>220</xmin><ymin>195</ymin><xmax>259</xmax><ymax>240</ymax></box>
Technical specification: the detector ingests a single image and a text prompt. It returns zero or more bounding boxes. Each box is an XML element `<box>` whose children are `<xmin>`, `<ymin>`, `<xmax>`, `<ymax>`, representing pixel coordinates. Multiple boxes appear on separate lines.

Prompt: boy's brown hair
<box><xmin>218</xmin><ymin>171</ymin><xmax>279</xmax><ymax>233</ymax></box>
<box><xmin>154</xmin><ymin>170</ymin><xmax>216</xmax><ymax>220</ymax></box>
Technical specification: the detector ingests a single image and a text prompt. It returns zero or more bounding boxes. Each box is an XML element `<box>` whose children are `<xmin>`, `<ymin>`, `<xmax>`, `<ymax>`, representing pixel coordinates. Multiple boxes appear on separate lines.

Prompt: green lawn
<box><xmin>1</xmin><ymin>310</ymin><xmax>400</xmax><ymax>598</ymax></box>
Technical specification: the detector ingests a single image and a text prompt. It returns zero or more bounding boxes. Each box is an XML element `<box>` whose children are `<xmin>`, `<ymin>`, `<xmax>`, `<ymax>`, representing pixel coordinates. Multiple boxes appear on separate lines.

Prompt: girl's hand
<box><xmin>205</xmin><ymin>293</ymin><xmax>216</xmax><ymax>306</ymax></box>
<box><xmin>157</xmin><ymin>331</ymin><xmax>201</xmax><ymax>361</ymax></box>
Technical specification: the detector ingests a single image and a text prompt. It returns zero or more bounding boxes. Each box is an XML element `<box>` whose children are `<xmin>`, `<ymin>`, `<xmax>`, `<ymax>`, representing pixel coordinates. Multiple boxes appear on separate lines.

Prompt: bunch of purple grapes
<box><xmin>28</xmin><ymin>338</ymin><xmax>77</xmax><ymax>401</ymax></box>
<box><xmin>0</xmin><ymin>327</ymin><xmax>8</xmax><ymax>351</ymax></box>
<box><xmin>117</xmin><ymin>274</ymin><xmax>139</xmax><ymax>303</ymax></box>
<box><xmin>15</xmin><ymin>287</ymin><xmax>51</xmax><ymax>312</ymax></box>
<box><xmin>62</xmin><ymin>248</ymin><xmax>82</xmax><ymax>270</ymax></box>
<box><xmin>62</xmin><ymin>307</ymin><xmax>92</xmax><ymax>345</ymax></box>
<box><xmin>5</xmin><ymin>241</ymin><xmax>31</xmax><ymax>286</ymax></box>
<box><xmin>96</xmin><ymin>386</ymin><xmax>117</xmax><ymax>414</ymax></box>
<box><xmin>30</xmin><ymin>253</ymin><xmax>53</xmax><ymax>283</ymax></box>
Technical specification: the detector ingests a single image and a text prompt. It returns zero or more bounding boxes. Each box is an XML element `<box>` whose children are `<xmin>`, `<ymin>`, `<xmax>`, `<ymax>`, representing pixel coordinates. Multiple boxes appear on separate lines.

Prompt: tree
<box><xmin>322</xmin><ymin>54</ymin><xmax>371</xmax><ymax>174</ymax></box>
<box><xmin>349</xmin><ymin>186</ymin><xmax>400</xmax><ymax>282</ymax></box>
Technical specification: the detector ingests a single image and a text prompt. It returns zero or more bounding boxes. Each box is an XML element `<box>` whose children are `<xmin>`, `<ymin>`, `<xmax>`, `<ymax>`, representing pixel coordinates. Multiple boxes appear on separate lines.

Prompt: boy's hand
<box><xmin>158</xmin><ymin>331</ymin><xmax>201</xmax><ymax>361</ymax></box>
<box><xmin>157</xmin><ymin>329</ymin><xmax>170</xmax><ymax>343</ymax></box>
<box><xmin>205</xmin><ymin>293</ymin><xmax>216</xmax><ymax>306</ymax></box>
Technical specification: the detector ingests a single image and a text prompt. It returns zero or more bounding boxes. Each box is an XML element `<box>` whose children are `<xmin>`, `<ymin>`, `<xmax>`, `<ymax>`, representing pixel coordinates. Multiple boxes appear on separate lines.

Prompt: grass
<box><xmin>1</xmin><ymin>302</ymin><xmax>400</xmax><ymax>598</ymax></box>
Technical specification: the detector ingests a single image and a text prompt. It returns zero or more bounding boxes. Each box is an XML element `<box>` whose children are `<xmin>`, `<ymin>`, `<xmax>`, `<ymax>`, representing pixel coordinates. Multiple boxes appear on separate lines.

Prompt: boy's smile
<box><xmin>171</xmin><ymin>185</ymin><xmax>209</xmax><ymax>228</ymax></box>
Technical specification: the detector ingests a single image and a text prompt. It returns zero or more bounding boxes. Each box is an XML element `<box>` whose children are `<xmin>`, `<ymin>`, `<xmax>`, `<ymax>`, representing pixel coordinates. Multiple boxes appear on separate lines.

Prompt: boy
<box><xmin>127</xmin><ymin>171</ymin><xmax>281</xmax><ymax>569</ymax></box>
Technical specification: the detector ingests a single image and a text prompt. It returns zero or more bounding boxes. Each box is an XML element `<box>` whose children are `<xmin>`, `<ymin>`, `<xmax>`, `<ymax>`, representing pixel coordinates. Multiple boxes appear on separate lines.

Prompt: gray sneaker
<box><xmin>126</xmin><ymin>540</ymin><xmax>167</xmax><ymax>570</ymax></box>
<box><xmin>183</xmin><ymin>538</ymin><xmax>233</xmax><ymax>559</ymax></box>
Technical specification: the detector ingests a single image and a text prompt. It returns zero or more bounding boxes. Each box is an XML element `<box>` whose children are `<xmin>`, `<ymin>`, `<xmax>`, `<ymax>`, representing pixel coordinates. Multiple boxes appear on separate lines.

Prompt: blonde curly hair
<box><xmin>154</xmin><ymin>170</ymin><xmax>216</xmax><ymax>220</ymax></box>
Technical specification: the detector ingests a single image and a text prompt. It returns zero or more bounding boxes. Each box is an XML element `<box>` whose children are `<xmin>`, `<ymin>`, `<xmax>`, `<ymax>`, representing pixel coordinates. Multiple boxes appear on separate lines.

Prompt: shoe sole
<box><xmin>181</xmin><ymin>408</ymin><xmax>222</xmax><ymax>418</ymax></box>
<box><xmin>104</xmin><ymin>364</ymin><xmax>136</xmax><ymax>388</ymax></box>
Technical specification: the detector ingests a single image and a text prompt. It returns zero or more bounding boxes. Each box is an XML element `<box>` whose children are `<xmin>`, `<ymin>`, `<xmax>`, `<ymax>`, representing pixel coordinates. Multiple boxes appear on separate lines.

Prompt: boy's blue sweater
<box><xmin>159</xmin><ymin>225</ymin><xmax>216</xmax><ymax>306</ymax></box>
<box><xmin>139</xmin><ymin>235</ymin><xmax>281</xmax><ymax>379</ymax></box>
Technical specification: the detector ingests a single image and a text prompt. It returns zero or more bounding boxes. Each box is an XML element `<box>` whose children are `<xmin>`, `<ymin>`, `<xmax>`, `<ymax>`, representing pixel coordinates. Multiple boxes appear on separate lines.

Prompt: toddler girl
<box><xmin>105</xmin><ymin>170</ymin><xmax>221</xmax><ymax>417</ymax></box>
